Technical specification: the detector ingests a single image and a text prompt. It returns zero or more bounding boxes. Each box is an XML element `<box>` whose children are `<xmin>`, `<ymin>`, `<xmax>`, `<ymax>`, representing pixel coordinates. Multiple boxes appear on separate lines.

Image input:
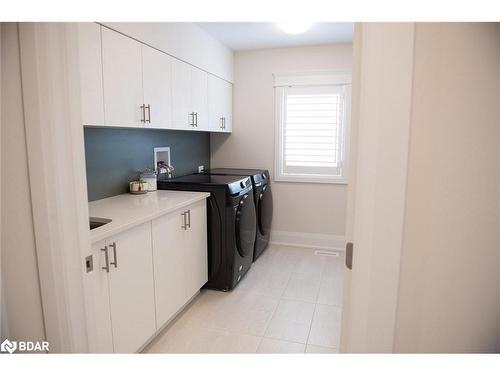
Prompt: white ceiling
<box><xmin>196</xmin><ymin>22</ymin><xmax>353</xmax><ymax>51</ymax></box>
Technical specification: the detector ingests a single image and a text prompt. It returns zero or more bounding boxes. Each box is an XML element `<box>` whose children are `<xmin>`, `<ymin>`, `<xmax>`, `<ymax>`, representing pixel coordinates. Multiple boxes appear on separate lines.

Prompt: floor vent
<box><xmin>314</xmin><ymin>250</ymin><xmax>340</xmax><ymax>257</ymax></box>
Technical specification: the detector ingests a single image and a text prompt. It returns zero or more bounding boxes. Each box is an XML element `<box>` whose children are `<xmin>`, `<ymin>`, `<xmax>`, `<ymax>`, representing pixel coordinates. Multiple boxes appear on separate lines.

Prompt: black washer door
<box><xmin>235</xmin><ymin>193</ymin><xmax>256</xmax><ymax>258</ymax></box>
<box><xmin>258</xmin><ymin>185</ymin><xmax>273</xmax><ymax>236</ymax></box>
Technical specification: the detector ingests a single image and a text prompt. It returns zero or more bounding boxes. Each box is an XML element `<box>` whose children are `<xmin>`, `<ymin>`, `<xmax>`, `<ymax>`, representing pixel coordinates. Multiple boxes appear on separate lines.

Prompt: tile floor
<box><xmin>146</xmin><ymin>244</ymin><xmax>344</xmax><ymax>354</ymax></box>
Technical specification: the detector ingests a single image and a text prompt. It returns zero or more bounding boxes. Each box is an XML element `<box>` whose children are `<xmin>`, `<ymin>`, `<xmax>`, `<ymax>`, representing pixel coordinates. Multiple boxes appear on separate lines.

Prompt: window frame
<box><xmin>274</xmin><ymin>72</ymin><xmax>352</xmax><ymax>184</ymax></box>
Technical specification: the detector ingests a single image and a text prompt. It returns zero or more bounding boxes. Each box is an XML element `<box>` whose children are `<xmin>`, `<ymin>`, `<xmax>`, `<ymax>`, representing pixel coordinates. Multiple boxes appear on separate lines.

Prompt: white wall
<box><xmin>102</xmin><ymin>22</ymin><xmax>234</xmax><ymax>82</ymax></box>
<box><xmin>394</xmin><ymin>23</ymin><xmax>500</xmax><ymax>352</ymax></box>
<box><xmin>1</xmin><ymin>23</ymin><xmax>46</xmax><ymax>342</ymax></box>
<box><xmin>211</xmin><ymin>44</ymin><xmax>353</xmax><ymax>242</ymax></box>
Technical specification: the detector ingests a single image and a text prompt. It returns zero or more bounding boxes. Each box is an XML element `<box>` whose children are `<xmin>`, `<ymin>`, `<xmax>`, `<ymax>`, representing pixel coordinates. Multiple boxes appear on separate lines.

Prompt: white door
<box><xmin>107</xmin><ymin>222</ymin><xmax>156</xmax><ymax>353</ymax></box>
<box><xmin>171</xmin><ymin>59</ymin><xmax>193</xmax><ymax>130</ymax></box>
<box><xmin>101</xmin><ymin>28</ymin><xmax>144</xmax><ymax>127</ymax></box>
<box><xmin>190</xmin><ymin>67</ymin><xmax>208</xmax><ymax>131</ymax></box>
<box><xmin>340</xmin><ymin>23</ymin><xmax>415</xmax><ymax>353</ymax></box>
<box><xmin>183</xmin><ymin>200</ymin><xmax>208</xmax><ymax>298</ymax></box>
<box><xmin>151</xmin><ymin>209</ymin><xmax>186</xmax><ymax>329</ymax></box>
<box><xmin>82</xmin><ymin>240</ymin><xmax>114</xmax><ymax>353</ymax></box>
<box><xmin>142</xmin><ymin>45</ymin><xmax>172</xmax><ymax>129</ymax></box>
<box><xmin>77</xmin><ymin>23</ymin><xmax>104</xmax><ymax>126</ymax></box>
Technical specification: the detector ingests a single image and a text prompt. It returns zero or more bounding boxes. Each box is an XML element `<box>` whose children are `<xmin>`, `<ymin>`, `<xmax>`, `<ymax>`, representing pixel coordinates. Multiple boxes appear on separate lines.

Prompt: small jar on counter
<box><xmin>140</xmin><ymin>170</ymin><xmax>157</xmax><ymax>191</ymax></box>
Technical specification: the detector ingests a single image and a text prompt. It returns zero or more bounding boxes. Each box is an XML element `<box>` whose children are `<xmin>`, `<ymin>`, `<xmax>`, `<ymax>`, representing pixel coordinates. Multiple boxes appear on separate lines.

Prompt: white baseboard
<box><xmin>270</xmin><ymin>230</ymin><xmax>346</xmax><ymax>252</ymax></box>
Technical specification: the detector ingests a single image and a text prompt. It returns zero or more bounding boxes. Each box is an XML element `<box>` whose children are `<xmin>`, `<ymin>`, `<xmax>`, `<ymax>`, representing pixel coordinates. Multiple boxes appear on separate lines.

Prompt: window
<box><xmin>274</xmin><ymin>73</ymin><xmax>351</xmax><ymax>183</ymax></box>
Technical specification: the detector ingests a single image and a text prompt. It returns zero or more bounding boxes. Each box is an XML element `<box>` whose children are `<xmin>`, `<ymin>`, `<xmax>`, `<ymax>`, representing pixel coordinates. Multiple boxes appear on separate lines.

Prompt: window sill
<box><xmin>274</xmin><ymin>175</ymin><xmax>348</xmax><ymax>185</ymax></box>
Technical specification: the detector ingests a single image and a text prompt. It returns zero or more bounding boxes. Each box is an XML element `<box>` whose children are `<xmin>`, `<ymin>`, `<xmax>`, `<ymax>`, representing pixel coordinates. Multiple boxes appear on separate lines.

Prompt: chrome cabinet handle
<box><xmin>181</xmin><ymin>211</ymin><xmax>188</xmax><ymax>230</ymax></box>
<box><xmin>220</xmin><ymin>117</ymin><xmax>224</xmax><ymax>129</ymax></box>
<box><xmin>189</xmin><ymin>112</ymin><xmax>195</xmax><ymax>126</ymax></box>
<box><xmin>146</xmin><ymin>105</ymin><xmax>151</xmax><ymax>123</ymax></box>
<box><xmin>223</xmin><ymin>117</ymin><xmax>226</xmax><ymax>129</ymax></box>
<box><xmin>101</xmin><ymin>246</ymin><xmax>110</xmax><ymax>272</ymax></box>
<box><xmin>194</xmin><ymin>112</ymin><xmax>198</xmax><ymax>127</ymax></box>
<box><xmin>109</xmin><ymin>242</ymin><xmax>117</xmax><ymax>268</ymax></box>
<box><xmin>140</xmin><ymin>104</ymin><xmax>146</xmax><ymax>123</ymax></box>
<box><xmin>187</xmin><ymin>209</ymin><xmax>191</xmax><ymax>229</ymax></box>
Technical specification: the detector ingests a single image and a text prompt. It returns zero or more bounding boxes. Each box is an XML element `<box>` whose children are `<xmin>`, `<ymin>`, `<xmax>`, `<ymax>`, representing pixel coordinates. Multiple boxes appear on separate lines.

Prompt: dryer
<box><xmin>158</xmin><ymin>174</ymin><xmax>256</xmax><ymax>291</ymax></box>
<box><xmin>204</xmin><ymin>168</ymin><xmax>273</xmax><ymax>261</ymax></box>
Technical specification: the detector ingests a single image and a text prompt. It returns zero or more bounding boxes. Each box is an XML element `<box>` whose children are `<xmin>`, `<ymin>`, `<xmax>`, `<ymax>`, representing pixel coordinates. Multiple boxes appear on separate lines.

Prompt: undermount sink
<box><xmin>89</xmin><ymin>217</ymin><xmax>112</xmax><ymax>230</ymax></box>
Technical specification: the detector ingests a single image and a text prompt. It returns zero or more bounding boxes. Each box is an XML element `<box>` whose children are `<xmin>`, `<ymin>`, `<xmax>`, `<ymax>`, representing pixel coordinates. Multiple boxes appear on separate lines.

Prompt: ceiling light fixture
<box><xmin>276</xmin><ymin>22</ymin><xmax>314</xmax><ymax>35</ymax></box>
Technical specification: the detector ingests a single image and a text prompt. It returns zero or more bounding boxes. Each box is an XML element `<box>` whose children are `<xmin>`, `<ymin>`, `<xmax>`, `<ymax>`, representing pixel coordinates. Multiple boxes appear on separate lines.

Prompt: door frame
<box><xmin>340</xmin><ymin>23</ymin><xmax>416</xmax><ymax>353</ymax></box>
<box><xmin>16</xmin><ymin>21</ymin><xmax>417</xmax><ymax>353</ymax></box>
<box><xmin>18</xmin><ymin>22</ymin><xmax>91</xmax><ymax>352</ymax></box>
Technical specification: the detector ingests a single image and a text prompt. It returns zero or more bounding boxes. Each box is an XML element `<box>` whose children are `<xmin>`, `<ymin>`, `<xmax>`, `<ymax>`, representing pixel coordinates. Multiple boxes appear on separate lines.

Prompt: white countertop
<box><xmin>89</xmin><ymin>190</ymin><xmax>210</xmax><ymax>243</ymax></box>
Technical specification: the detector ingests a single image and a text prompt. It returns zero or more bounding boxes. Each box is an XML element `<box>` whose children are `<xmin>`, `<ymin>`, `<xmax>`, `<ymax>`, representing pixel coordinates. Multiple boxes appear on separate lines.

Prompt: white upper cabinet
<box><xmin>102</xmin><ymin>27</ymin><xmax>144</xmax><ymax>127</ymax></box>
<box><xmin>190</xmin><ymin>67</ymin><xmax>209</xmax><ymax>131</ymax></box>
<box><xmin>208</xmin><ymin>74</ymin><xmax>232</xmax><ymax>133</ymax></box>
<box><xmin>220</xmin><ymin>79</ymin><xmax>233</xmax><ymax>133</ymax></box>
<box><xmin>80</xmin><ymin>26</ymin><xmax>230</xmax><ymax>132</ymax></box>
<box><xmin>172</xmin><ymin>61</ymin><xmax>209</xmax><ymax>131</ymax></box>
<box><xmin>77</xmin><ymin>23</ymin><xmax>105</xmax><ymax>126</ymax></box>
<box><xmin>171</xmin><ymin>59</ymin><xmax>192</xmax><ymax>130</ymax></box>
<box><xmin>142</xmin><ymin>46</ymin><xmax>172</xmax><ymax>129</ymax></box>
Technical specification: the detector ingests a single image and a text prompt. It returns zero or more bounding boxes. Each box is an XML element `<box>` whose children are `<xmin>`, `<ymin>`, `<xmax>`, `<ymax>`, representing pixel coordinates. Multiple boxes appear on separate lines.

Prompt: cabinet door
<box><xmin>107</xmin><ymin>222</ymin><xmax>156</xmax><ymax>353</ymax></box>
<box><xmin>208</xmin><ymin>74</ymin><xmax>224</xmax><ymax>132</ymax></box>
<box><xmin>183</xmin><ymin>200</ymin><xmax>208</xmax><ymax>298</ymax></box>
<box><xmin>221</xmin><ymin>79</ymin><xmax>233</xmax><ymax>133</ymax></box>
<box><xmin>171</xmin><ymin>59</ymin><xmax>192</xmax><ymax>130</ymax></box>
<box><xmin>102</xmin><ymin>28</ymin><xmax>144</xmax><ymax>127</ymax></box>
<box><xmin>208</xmin><ymin>75</ymin><xmax>232</xmax><ymax>133</ymax></box>
<box><xmin>82</xmin><ymin>240</ymin><xmax>114</xmax><ymax>353</ymax></box>
<box><xmin>151</xmin><ymin>208</ymin><xmax>186</xmax><ymax>329</ymax></box>
<box><xmin>77</xmin><ymin>23</ymin><xmax>105</xmax><ymax>126</ymax></box>
<box><xmin>191</xmin><ymin>67</ymin><xmax>208</xmax><ymax>131</ymax></box>
<box><xmin>142</xmin><ymin>46</ymin><xmax>172</xmax><ymax>129</ymax></box>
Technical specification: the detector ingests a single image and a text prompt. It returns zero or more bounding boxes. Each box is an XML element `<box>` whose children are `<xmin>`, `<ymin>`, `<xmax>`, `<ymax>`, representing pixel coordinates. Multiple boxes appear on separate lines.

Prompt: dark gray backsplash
<box><xmin>84</xmin><ymin>127</ymin><xmax>210</xmax><ymax>201</ymax></box>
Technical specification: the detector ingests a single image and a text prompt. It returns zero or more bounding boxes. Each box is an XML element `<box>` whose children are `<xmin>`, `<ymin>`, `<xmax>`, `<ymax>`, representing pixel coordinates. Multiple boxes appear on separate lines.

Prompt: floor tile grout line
<box><xmin>262</xmin><ymin>261</ymin><xmax>295</xmax><ymax>339</ymax></box>
<box><xmin>305</xmin><ymin>302</ymin><xmax>318</xmax><ymax>348</ymax></box>
<box><xmin>149</xmin><ymin>245</ymin><xmax>342</xmax><ymax>353</ymax></box>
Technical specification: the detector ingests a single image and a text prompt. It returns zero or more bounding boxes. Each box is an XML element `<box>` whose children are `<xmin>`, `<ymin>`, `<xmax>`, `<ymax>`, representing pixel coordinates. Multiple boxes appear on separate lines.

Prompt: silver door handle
<box><xmin>223</xmin><ymin>117</ymin><xmax>226</xmax><ymax>129</ymax></box>
<box><xmin>220</xmin><ymin>117</ymin><xmax>224</xmax><ymax>129</ymax></box>
<box><xmin>195</xmin><ymin>112</ymin><xmax>198</xmax><ymax>127</ymax></box>
<box><xmin>140</xmin><ymin>104</ymin><xmax>146</xmax><ymax>123</ymax></box>
<box><xmin>189</xmin><ymin>112</ymin><xmax>195</xmax><ymax>126</ymax></box>
<box><xmin>345</xmin><ymin>242</ymin><xmax>353</xmax><ymax>270</ymax></box>
<box><xmin>146</xmin><ymin>105</ymin><xmax>151</xmax><ymax>123</ymax></box>
<box><xmin>101</xmin><ymin>246</ymin><xmax>110</xmax><ymax>272</ymax></box>
<box><xmin>181</xmin><ymin>211</ymin><xmax>188</xmax><ymax>230</ymax></box>
<box><xmin>187</xmin><ymin>209</ymin><xmax>191</xmax><ymax>229</ymax></box>
<box><xmin>109</xmin><ymin>242</ymin><xmax>117</xmax><ymax>268</ymax></box>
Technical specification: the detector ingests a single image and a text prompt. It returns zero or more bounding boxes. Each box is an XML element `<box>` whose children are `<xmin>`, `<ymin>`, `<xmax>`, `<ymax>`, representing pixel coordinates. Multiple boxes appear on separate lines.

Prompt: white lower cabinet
<box><xmin>85</xmin><ymin>240</ymin><xmax>114</xmax><ymax>353</ymax></box>
<box><xmin>152</xmin><ymin>200</ymin><xmax>208</xmax><ymax>329</ymax></box>
<box><xmin>183</xmin><ymin>200</ymin><xmax>208</xmax><ymax>298</ymax></box>
<box><xmin>152</xmin><ymin>207</ymin><xmax>186</xmax><ymax>328</ymax></box>
<box><xmin>85</xmin><ymin>199</ymin><xmax>208</xmax><ymax>352</ymax></box>
<box><xmin>106</xmin><ymin>222</ymin><xmax>156</xmax><ymax>353</ymax></box>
